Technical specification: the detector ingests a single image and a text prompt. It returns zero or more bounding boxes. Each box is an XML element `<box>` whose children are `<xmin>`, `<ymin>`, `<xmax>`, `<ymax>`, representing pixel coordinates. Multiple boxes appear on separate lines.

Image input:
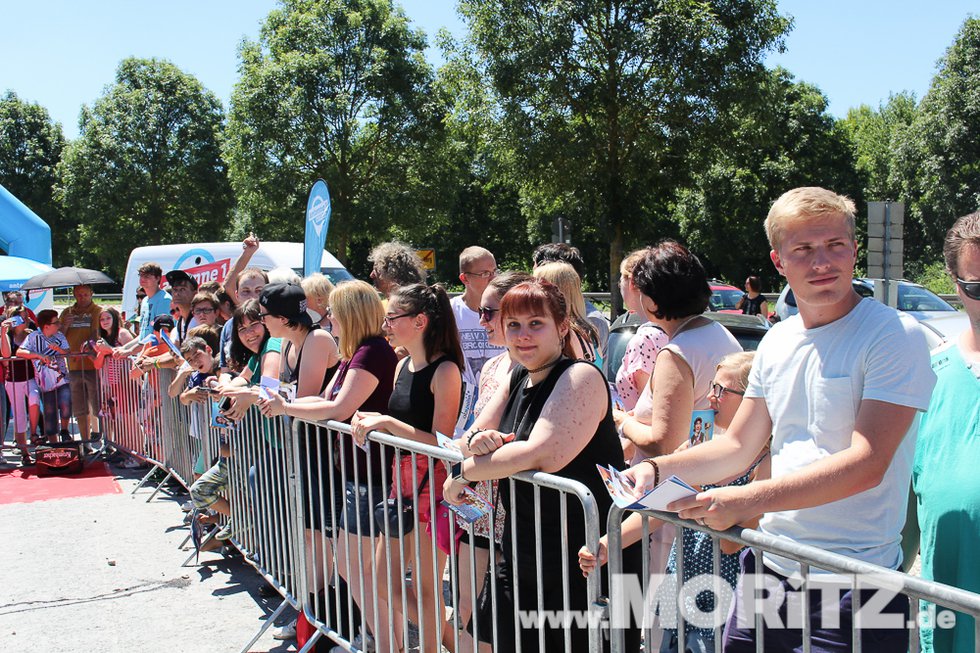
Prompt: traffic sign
<box><xmin>416</xmin><ymin>249</ymin><xmax>436</xmax><ymax>270</ymax></box>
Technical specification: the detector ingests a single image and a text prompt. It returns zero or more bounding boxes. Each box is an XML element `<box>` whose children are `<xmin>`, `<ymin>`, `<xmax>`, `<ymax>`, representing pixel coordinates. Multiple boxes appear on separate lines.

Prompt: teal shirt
<box><xmin>246</xmin><ymin>337</ymin><xmax>282</xmax><ymax>385</ymax></box>
<box><xmin>246</xmin><ymin>337</ymin><xmax>283</xmax><ymax>446</ymax></box>
<box><xmin>913</xmin><ymin>343</ymin><xmax>980</xmax><ymax>653</ymax></box>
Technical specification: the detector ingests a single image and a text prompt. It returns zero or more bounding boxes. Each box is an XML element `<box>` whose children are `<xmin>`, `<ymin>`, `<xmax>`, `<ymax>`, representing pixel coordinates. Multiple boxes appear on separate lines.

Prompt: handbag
<box><xmin>374</xmin><ymin>467</ymin><xmax>429</xmax><ymax>536</ymax></box>
<box><xmin>35</xmin><ymin>445</ymin><xmax>84</xmax><ymax>476</ymax></box>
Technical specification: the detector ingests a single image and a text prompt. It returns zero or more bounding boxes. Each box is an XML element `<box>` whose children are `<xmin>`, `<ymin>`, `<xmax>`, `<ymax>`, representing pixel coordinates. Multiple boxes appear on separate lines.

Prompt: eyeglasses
<box><xmin>193</xmin><ymin>307</ymin><xmax>215</xmax><ymax>316</ymax></box>
<box><xmin>463</xmin><ymin>268</ymin><xmax>497</xmax><ymax>280</ymax></box>
<box><xmin>710</xmin><ymin>383</ymin><xmax>745</xmax><ymax>399</ymax></box>
<box><xmin>383</xmin><ymin>312</ymin><xmax>416</xmax><ymax>326</ymax></box>
<box><xmin>478</xmin><ymin>306</ymin><xmax>500</xmax><ymax>321</ymax></box>
<box><xmin>957</xmin><ymin>278</ymin><xmax>980</xmax><ymax>301</ymax></box>
<box><xmin>324</xmin><ymin>307</ymin><xmax>333</xmax><ymax>318</ymax></box>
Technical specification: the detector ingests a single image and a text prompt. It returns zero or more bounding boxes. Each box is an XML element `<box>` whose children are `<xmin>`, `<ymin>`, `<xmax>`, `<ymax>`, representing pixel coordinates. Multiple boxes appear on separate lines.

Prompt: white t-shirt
<box><xmin>451</xmin><ymin>295</ymin><xmax>505</xmax><ymax>434</ymax></box>
<box><xmin>662</xmin><ymin>318</ymin><xmax>742</xmax><ymax>413</ymax></box>
<box><xmin>748</xmin><ymin>298</ymin><xmax>936</xmax><ymax>576</ymax></box>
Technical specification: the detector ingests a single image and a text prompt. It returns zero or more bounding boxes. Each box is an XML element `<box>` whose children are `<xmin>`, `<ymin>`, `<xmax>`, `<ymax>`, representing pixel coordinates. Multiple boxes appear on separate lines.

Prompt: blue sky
<box><xmin>0</xmin><ymin>1</ymin><xmax>975</xmax><ymax>140</ymax></box>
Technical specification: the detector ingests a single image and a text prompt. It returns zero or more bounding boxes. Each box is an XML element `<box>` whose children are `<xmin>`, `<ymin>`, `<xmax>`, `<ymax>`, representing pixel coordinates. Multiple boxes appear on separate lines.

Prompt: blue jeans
<box><xmin>41</xmin><ymin>384</ymin><xmax>72</xmax><ymax>437</ymax></box>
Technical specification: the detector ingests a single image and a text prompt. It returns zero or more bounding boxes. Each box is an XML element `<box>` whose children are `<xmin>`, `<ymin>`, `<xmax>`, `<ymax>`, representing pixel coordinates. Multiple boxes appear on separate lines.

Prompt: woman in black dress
<box><xmin>444</xmin><ymin>278</ymin><xmax>641</xmax><ymax>652</ymax></box>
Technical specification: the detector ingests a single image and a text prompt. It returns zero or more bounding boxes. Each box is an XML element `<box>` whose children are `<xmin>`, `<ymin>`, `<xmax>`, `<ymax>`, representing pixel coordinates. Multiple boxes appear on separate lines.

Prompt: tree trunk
<box><xmin>609</xmin><ymin>222</ymin><xmax>624</xmax><ymax>319</ymax></box>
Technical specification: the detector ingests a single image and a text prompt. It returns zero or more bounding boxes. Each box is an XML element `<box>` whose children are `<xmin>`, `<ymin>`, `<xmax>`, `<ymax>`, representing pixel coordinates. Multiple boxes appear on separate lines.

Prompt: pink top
<box><xmin>615</xmin><ymin>322</ymin><xmax>668</xmax><ymax>410</ymax></box>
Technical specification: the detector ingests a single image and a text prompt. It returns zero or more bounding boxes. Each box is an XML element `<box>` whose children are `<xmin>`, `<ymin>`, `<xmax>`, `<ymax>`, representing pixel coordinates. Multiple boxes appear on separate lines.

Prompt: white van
<box><xmin>120</xmin><ymin>242</ymin><xmax>354</xmax><ymax>316</ymax></box>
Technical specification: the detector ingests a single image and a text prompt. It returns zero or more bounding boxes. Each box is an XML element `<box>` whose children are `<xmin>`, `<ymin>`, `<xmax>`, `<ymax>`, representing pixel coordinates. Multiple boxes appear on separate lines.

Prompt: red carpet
<box><xmin>0</xmin><ymin>461</ymin><xmax>122</xmax><ymax>505</ymax></box>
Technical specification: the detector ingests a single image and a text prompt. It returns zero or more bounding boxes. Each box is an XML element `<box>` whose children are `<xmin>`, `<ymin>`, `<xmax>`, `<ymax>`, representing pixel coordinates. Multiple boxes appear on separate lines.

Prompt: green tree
<box><xmin>0</xmin><ymin>91</ymin><xmax>68</xmax><ymax>264</ymax></box>
<box><xmin>675</xmin><ymin>68</ymin><xmax>862</xmax><ymax>288</ymax></box>
<box><xmin>458</xmin><ymin>0</ymin><xmax>790</xmax><ymax>310</ymax></box>
<box><xmin>57</xmin><ymin>58</ymin><xmax>231</xmax><ymax>279</ymax></box>
<box><xmin>841</xmin><ymin>93</ymin><xmax>917</xmax><ymax>205</ymax></box>
<box><xmin>224</xmin><ymin>0</ymin><xmax>437</xmax><ymax>266</ymax></box>
<box><xmin>892</xmin><ymin>17</ymin><xmax>980</xmax><ymax>272</ymax></box>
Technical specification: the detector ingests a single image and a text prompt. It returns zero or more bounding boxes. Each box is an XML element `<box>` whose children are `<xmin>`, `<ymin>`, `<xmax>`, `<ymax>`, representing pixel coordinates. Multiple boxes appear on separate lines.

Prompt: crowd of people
<box><xmin>3</xmin><ymin>185</ymin><xmax>978</xmax><ymax>653</ymax></box>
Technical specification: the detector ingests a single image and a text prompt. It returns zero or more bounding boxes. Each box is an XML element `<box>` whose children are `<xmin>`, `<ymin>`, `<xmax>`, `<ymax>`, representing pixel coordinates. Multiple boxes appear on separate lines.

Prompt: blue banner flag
<box><xmin>303</xmin><ymin>179</ymin><xmax>332</xmax><ymax>278</ymax></box>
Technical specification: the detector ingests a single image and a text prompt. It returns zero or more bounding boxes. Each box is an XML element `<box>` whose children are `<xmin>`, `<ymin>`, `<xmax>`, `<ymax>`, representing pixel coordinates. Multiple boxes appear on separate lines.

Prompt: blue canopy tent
<box><xmin>0</xmin><ymin>256</ymin><xmax>55</xmax><ymax>310</ymax></box>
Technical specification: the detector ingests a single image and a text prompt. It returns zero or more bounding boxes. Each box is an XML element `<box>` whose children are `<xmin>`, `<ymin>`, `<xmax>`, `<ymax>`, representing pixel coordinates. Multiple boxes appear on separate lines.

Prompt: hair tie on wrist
<box><xmin>467</xmin><ymin>428</ymin><xmax>484</xmax><ymax>448</ymax></box>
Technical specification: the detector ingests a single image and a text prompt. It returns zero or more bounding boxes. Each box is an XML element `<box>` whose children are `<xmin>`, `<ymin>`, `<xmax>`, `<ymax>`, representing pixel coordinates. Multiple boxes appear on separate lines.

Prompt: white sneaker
<box><xmin>272</xmin><ymin>618</ymin><xmax>297</xmax><ymax>640</ymax></box>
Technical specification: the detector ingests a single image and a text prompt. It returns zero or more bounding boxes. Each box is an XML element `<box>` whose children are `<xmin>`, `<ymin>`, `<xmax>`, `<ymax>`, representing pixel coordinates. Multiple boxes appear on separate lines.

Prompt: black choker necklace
<box><xmin>527</xmin><ymin>356</ymin><xmax>562</xmax><ymax>374</ymax></box>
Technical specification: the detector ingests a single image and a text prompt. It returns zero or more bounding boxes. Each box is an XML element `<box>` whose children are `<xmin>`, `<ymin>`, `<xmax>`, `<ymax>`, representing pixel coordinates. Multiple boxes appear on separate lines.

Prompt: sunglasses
<box><xmin>710</xmin><ymin>383</ymin><xmax>745</xmax><ymax>399</ymax></box>
<box><xmin>957</xmin><ymin>278</ymin><xmax>980</xmax><ymax>301</ymax></box>
<box><xmin>478</xmin><ymin>306</ymin><xmax>500</xmax><ymax>321</ymax></box>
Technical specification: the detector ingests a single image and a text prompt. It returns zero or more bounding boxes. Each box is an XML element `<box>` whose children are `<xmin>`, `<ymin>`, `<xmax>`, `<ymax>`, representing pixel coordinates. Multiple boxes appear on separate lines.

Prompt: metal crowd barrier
<box><xmin>605</xmin><ymin>506</ymin><xmax>980</xmax><ymax>653</ymax></box>
<box><xmin>290</xmin><ymin>417</ymin><xmax>607</xmax><ymax>653</ymax></box>
<box><xmin>98</xmin><ymin>357</ymin><xmax>168</xmax><ymax>471</ymax></box>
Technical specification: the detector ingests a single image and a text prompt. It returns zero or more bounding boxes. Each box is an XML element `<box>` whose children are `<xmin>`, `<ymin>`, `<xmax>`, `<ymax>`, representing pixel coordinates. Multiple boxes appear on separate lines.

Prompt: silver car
<box><xmin>774</xmin><ymin>278</ymin><xmax>958</xmax><ymax>323</ymax></box>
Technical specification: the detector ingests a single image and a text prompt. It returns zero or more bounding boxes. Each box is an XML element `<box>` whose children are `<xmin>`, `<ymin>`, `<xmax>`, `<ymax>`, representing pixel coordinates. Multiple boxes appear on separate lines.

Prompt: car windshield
<box><xmin>897</xmin><ymin>286</ymin><xmax>955</xmax><ymax>312</ymax></box>
<box><xmin>710</xmin><ymin>289</ymin><xmax>743</xmax><ymax>311</ymax></box>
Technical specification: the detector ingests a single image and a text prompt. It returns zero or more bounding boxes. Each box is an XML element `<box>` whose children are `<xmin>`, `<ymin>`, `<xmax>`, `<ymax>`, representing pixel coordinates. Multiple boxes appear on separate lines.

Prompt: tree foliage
<box><xmin>892</xmin><ymin>17</ymin><xmax>980</xmax><ymax>272</ymax></box>
<box><xmin>457</xmin><ymin>0</ymin><xmax>790</xmax><ymax>306</ymax></box>
<box><xmin>224</xmin><ymin>0</ymin><xmax>437</xmax><ymax>267</ymax></box>
<box><xmin>675</xmin><ymin>68</ymin><xmax>861</xmax><ymax>288</ymax></box>
<box><xmin>56</xmin><ymin>58</ymin><xmax>231</xmax><ymax>280</ymax></box>
<box><xmin>0</xmin><ymin>91</ymin><xmax>67</xmax><ymax>264</ymax></box>
<box><xmin>841</xmin><ymin>93</ymin><xmax>916</xmax><ymax>205</ymax></box>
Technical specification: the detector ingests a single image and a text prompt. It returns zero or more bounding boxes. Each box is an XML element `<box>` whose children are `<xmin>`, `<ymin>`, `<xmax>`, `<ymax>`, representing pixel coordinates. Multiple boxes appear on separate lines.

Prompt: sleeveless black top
<box><xmin>740</xmin><ymin>293</ymin><xmax>766</xmax><ymax>316</ymax></box>
<box><xmin>498</xmin><ymin>358</ymin><xmax>626</xmax><ymax>574</ymax></box>
<box><xmin>387</xmin><ymin>354</ymin><xmax>455</xmax><ymax>437</ymax></box>
<box><xmin>282</xmin><ymin>330</ymin><xmax>337</xmax><ymax>395</ymax></box>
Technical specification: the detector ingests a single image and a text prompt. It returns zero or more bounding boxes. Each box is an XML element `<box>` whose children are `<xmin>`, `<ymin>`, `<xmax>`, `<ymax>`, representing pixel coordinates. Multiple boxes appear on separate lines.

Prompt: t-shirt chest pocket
<box><xmin>806</xmin><ymin>377</ymin><xmax>856</xmax><ymax>446</ymax></box>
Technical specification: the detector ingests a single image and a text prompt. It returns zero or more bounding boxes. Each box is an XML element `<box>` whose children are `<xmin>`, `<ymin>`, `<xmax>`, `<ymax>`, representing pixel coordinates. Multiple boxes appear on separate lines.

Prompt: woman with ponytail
<box><xmin>351</xmin><ymin>283</ymin><xmax>463</xmax><ymax>653</ymax></box>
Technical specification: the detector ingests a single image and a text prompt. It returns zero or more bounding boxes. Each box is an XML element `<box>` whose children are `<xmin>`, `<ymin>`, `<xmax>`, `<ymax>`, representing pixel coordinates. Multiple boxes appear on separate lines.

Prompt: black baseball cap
<box><xmin>259</xmin><ymin>283</ymin><xmax>313</xmax><ymax>327</ymax></box>
<box><xmin>153</xmin><ymin>314</ymin><xmax>175</xmax><ymax>331</ymax></box>
<box><xmin>165</xmin><ymin>269</ymin><xmax>198</xmax><ymax>290</ymax></box>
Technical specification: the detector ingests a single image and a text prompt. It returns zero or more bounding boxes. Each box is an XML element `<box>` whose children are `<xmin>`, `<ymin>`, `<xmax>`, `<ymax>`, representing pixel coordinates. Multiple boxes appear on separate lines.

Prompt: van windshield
<box><xmin>291</xmin><ymin>267</ymin><xmax>356</xmax><ymax>285</ymax></box>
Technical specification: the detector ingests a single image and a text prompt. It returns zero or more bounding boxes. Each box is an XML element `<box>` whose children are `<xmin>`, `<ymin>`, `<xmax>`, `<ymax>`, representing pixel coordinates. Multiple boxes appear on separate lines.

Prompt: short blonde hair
<box><xmin>329</xmin><ymin>280</ymin><xmax>386</xmax><ymax>360</ymax></box>
<box><xmin>619</xmin><ymin>248</ymin><xmax>649</xmax><ymax>277</ymax></box>
<box><xmin>301</xmin><ymin>273</ymin><xmax>335</xmax><ymax>308</ymax></box>
<box><xmin>459</xmin><ymin>246</ymin><xmax>495</xmax><ymax>273</ymax></box>
<box><xmin>765</xmin><ymin>187</ymin><xmax>856</xmax><ymax>250</ymax></box>
<box><xmin>716</xmin><ymin>351</ymin><xmax>756</xmax><ymax>391</ymax></box>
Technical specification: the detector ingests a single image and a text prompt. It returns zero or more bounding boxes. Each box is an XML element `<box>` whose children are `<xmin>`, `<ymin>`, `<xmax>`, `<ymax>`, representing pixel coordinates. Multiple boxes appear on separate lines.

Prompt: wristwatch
<box><xmin>450</xmin><ymin>460</ymin><xmax>475</xmax><ymax>486</ymax></box>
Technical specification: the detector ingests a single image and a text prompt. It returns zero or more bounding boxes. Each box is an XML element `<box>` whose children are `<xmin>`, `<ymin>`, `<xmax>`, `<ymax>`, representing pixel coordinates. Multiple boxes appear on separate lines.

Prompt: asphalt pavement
<box><xmin>0</xmin><ymin>453</ymin><xmax>298</xmax><ymax>653</ymax></box>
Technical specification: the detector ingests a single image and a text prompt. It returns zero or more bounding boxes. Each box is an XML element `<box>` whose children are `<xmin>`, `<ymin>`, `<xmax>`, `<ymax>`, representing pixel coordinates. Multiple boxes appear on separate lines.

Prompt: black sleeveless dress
<box><xmin>475</xmin><ymin>358</ymin><xmax>642</xmax><ymax>652</ymax></box>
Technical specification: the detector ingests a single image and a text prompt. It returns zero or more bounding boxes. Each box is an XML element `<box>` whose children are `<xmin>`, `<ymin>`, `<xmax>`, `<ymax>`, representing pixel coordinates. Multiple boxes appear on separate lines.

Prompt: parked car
<box><xmin>604</xmin><ymin>311</ymin><xmax>770</xmax><ymax>382</ymax></box>
<box><xmin>708</xmin><ymin>280</ymin><xmax>744</xmax><ymax>314</ymax></box>
<box><xmin>773</xmin><ymin>278</ymin><xmax>958</xmax><ymax>323</ymax></box>
<box><xmin>919</xmin><ymin>312</ymin><xmax>970</xmax><ymax>349</ymax></box>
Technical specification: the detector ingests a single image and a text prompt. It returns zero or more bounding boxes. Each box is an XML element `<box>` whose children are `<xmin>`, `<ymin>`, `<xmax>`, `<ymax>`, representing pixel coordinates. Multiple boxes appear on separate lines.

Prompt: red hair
<box><xmin>499</xmin><ymin>279</ymin><xmax>577</xmax><ymax>358</ymax></box>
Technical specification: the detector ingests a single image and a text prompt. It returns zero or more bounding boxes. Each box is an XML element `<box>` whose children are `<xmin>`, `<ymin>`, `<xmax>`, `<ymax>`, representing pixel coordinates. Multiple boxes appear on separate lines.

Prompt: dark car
<box><xmin>604</xmin><ymin>311</ymin><xmax>770</xmax><ymax>382</ymax></box>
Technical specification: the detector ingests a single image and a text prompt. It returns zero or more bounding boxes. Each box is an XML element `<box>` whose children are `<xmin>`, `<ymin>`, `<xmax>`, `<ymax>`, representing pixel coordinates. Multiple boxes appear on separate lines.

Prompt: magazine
<box><xmin>443</xmin><ymin>486</ymin><xmax>494</xmax><ymax>524</ymax></box>
<box><xmin>596</xmin><ymin>464</ymin><xmax>697</xmax><ymax>512</ymax></box>
<box><xmin>689</xmin><ymin>409</ymin><xmax>715</xmax><ymax>446</ymax></box>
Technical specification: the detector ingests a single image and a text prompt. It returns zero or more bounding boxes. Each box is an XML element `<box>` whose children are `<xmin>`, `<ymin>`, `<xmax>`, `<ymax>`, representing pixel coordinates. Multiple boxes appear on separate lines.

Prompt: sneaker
<box><xmin>272</xmin><ymin>618</ymin><xmax>297</xmax><ymax>640</ymax></box>
<box><xmin>118</xmin><ymin>457</ymin><xmax>143</xmax><ymax>469</ymax></box>
<box><xmin>59</xmin><ymin>430</ymin><xmax>73</xmax><ymax>443</ymax></box>
<box><xmin>180</xmin><ymin>500</ymin><xmax>195</xmax><ymax>513</ymax></box>
<box><xmin>215</xmin><ymin>523</ymin><xmax>233</xmax><ymax>540</ymax></box>
<box><xmin>20</xmin><ymin>453</ymin><xmax>34</xmax><ymax>467</ymax></box>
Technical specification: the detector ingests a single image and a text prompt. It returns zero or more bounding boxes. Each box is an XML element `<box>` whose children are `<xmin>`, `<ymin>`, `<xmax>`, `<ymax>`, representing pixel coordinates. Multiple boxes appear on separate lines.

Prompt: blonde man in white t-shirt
<box><xmin>625</xmin><ymin>187</ymin><xmax>936</xmax><ymax>652</ymax></box>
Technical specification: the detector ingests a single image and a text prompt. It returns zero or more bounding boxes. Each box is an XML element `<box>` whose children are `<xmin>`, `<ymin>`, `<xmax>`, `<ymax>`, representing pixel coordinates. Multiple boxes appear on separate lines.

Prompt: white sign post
<box><xmin>867</xmin><ymin>201</ymin><xmax>904</xmax><ymax>308</ymax></box>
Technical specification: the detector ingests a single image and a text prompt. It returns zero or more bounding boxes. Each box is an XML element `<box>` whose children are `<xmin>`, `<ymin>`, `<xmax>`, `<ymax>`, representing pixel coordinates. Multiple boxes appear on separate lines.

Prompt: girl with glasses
<box><xmin>351</xmin><ymin>282</ymin><xmax>463</xmax><ymax>653</ymax></box>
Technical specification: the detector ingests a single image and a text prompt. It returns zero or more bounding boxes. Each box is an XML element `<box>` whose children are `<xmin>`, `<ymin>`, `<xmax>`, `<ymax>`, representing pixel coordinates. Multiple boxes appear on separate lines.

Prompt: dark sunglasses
<box><xmin>710</xmin><ymin>383</ymin><xmax>745</xmax><ymax>399</ymax></box>
<box><xmin>957</xmin><ymin>278</ymin><xmax>980</xmax><ymax>301</ymax></box>
<box><xmin>478</xmin><ymin>306</ymin><xmax>500</xmax><ymax>321</ymax></box>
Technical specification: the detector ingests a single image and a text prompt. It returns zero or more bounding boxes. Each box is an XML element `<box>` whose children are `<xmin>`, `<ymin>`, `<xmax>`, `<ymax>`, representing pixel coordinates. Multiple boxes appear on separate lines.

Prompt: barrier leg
<box><xmin>145</xmin><ymin>469</ymin><xmax>174</xmax><ymax>503</ymax></box>
<box><xmin>237</xmin><ymin>598</ymin><xmax>289</xmax><ymax>653</ymax></box>
<box><xmin>131</xmin><ymin>465</ymin><xmax>159</xmax><ymax>495</ymax></box>
<box><xmin>296</xmin><ymin>630</ymin><xmax>323</xmax><ymax>653</ymax></box>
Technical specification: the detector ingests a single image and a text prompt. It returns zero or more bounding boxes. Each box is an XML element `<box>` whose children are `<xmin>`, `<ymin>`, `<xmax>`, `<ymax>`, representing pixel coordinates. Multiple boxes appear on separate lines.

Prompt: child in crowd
<box><xmin>579</xmin><ymin>351</ymin><xmax>769</xmax><ymax>653</ymax></box>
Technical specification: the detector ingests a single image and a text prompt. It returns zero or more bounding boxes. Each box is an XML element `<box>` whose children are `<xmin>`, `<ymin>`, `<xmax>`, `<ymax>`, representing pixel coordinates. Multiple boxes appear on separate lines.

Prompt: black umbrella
<box><xmin>20</xmin><ymin>266</ymin><xmax>116</xmax><ymax>290</ymax></box>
